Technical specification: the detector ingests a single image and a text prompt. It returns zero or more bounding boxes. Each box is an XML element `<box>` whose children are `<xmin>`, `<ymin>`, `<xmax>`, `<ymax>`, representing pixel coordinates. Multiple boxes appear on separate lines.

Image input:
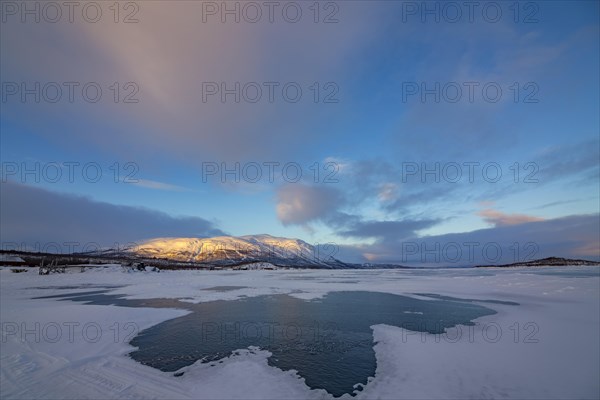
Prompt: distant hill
<box><xmin>95</xmin><ymin>234</ymin><xmax>358</xmax><ymax>269</ymax></box>
<box><xmin>475</xmin><ymin>257</ymin><xmax>600</xmax><ymax>268</ymax></box>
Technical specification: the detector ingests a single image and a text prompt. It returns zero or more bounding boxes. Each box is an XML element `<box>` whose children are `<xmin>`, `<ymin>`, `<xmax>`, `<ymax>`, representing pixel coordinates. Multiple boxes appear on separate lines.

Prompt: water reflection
<box><xmin>36</xmin><ymin>290</ymin><xmax>512</xmax><ymax>397</ymax></box>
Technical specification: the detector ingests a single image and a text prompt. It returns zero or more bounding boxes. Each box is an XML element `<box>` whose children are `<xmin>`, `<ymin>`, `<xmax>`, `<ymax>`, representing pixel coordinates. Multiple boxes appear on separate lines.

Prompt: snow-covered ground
<box><xmin>1</xmin><ymin>266</ymin><xmax>599</xmax><ymax>399</ymax></box>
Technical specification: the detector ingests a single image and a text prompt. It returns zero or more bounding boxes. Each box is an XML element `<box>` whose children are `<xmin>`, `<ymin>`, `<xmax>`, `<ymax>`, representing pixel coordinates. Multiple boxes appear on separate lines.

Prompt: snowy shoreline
<box><xmin>1</xmin><ymin>266</ymin><xmax>599</xmax><ymax>399</ymax></box>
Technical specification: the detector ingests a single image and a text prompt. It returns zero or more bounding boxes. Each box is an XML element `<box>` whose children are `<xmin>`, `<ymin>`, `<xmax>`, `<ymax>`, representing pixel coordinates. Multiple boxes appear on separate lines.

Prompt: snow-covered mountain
<box><xmin>117</xmin><ymin>234</ymin><xmax>351</xmax><ymax>269</ymax></box>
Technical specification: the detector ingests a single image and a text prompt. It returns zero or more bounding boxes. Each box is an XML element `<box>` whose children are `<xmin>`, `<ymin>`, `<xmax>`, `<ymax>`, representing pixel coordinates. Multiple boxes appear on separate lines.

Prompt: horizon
<box><xmin>1</xmin><ymin>232</ymin><xmax>599</xmax><ymax>269</ymax></box>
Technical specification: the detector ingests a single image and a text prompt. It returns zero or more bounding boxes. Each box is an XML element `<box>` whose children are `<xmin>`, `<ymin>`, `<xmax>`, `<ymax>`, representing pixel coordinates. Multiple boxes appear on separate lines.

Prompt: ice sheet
<box><xmin>1</xmin><ymin>266</ymin><xmax>598</xmax><ymax>399</ymax></box>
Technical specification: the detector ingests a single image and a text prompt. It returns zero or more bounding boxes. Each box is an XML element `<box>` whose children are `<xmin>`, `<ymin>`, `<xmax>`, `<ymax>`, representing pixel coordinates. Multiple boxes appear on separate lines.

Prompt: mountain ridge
<box><xmin>116</xmin><ymin>234</ymin><xmax>351</xmax><ymax>269</ymax></box>
<box><xmin>474</xmin><ymin>256</ymin><xmax>600</xmax><ymax>268</ymax></box>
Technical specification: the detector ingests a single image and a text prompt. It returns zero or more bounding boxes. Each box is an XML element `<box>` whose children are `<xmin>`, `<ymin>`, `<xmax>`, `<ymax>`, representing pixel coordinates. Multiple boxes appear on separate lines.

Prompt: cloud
<box><xmin>337</xmin><ymin>218</ymin><xmax>441</xmax><ymax>240</ymax></box>
<box><xmin>336</xmin><ymin>214</ymin><xmax>600</xmax><ymax>266</ymax></box>
<box><xmin>531</xmin><ymin>198</ymin><xmax>592</xmax><ymax>210</ymax></box>
<box><xmin>478</xmin><ymin>208</ymin><xmax>544</xmax><ymax>227</ymax></box>
<box><xmin>133</xmin><ymin>179</ymin><xmax>188</xmax><ymax>192</ymax></box>
<box><xmin>536</xmin><ymin>139</ymin><xmax>600</xmax><ymax>183</ymax></box>
<box><xmin>385</xmin><ymin>184</ymin><xmax>462</xmax><ymax>214</ymax></box>
<box><xmin>1</xmin><ymin>2</ymin><xmax>386</xmax><ymax>165</ymax></box>
<box><xmin>323</xmin><ymin>157</ymin><xmax>352</xmax><ymax>175</ymax></box>
<box><xmin>0</xmin><ymin>181</ymin><xmax>225</xmax><ymax>250</ymax></box>
<box><xmin>276</xmin><ymin>184</ymin><xmax>342</xmax><ymax>226</ymax></box>
<box><xmin>377</xmin><ymin>183</ymin><xmax>399</xmax><ymax>202</ymax></box>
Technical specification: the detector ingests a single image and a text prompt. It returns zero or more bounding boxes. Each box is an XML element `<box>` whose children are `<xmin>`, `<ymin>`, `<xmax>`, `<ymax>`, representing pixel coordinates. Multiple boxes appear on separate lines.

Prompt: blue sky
<box><xmin>1</xmin><ymin>1</ymin><xmax>598</xmax><ymax>265</ymax></box>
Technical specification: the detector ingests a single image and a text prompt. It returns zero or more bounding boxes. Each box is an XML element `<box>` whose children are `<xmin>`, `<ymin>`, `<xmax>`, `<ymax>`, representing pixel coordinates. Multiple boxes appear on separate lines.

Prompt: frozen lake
<box><xmin>35</xmin><ymin>289</ymin><xmax>508</xmax><ymax>396</ymax></box>
<box><xmin>1</xmin><ymin>266</ymin><xmax>599</xmax><ymax>399</ymax></box>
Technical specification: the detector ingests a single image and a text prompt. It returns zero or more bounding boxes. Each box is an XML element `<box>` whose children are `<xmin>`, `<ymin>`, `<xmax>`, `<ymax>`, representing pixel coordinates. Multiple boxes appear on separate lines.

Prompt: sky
<box><xmin>1</xmin><ymin>0</ymin><xmax>599</xmax><ymax>266</ymax></box>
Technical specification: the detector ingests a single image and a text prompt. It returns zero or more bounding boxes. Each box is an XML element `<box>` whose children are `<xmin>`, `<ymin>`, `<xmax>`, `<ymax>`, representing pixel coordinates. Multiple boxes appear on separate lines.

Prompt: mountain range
<box><xmin>2</xmin><ymin>235</ymin><xmax>597</xmax><ymax>270</ymax></box>
<box><xmin>104</xmin><ymin>234</ymin><xmax>355</xmax><ymax>269</ymax></box>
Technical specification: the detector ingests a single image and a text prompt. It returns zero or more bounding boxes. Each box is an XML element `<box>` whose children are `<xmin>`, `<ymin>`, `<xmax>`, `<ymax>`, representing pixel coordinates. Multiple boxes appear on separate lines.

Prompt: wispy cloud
<box><xmin>133</xmin><ymin>179</ymin><xmax>188</xmax><ymax>192</ymax></box>
<box><xmin>478</xmin><ymin>208</ymin><xmax>544</xmax><ymax>227</ymax></box>
<box><xmin>276</xmin><ymin>184</ymin><xmax>343</xmax><ymax>226</ymax></box>
<box><xmin>337</xmin><ymin>218</ymin><xmax>441</xmax><ymax>240</ymax></box>
<box><xmin>377</xmin><ymin>183</ymin><xmax>399</xmax><ymax>203</ymax></box>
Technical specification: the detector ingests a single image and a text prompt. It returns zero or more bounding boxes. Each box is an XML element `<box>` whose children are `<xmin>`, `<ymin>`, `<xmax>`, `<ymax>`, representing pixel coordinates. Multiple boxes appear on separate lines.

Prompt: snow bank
<box><xmin>1</xmin><ymin>266</ymin><xmax>598</xmax><ymax>399</ymax></box>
